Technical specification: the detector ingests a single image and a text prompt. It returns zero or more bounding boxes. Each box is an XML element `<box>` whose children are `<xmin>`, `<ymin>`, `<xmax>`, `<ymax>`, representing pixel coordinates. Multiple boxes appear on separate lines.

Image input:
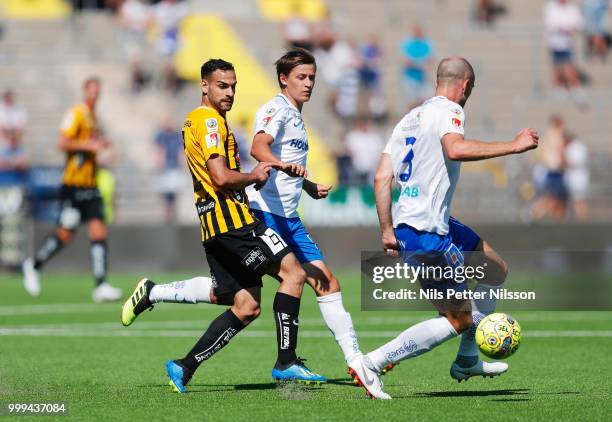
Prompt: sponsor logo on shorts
<box><xmin>242</xmin><ymin>246</ymin><xmax>268</xmax><ymax>270</ymax></box>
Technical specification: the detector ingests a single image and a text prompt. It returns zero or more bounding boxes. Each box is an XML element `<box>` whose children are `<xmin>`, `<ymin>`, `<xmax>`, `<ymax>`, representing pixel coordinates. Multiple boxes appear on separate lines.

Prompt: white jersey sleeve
<box><xmin>438</xmin><ymin>104</ymin><xmax>465</xmax><ymax>139</ymax></box>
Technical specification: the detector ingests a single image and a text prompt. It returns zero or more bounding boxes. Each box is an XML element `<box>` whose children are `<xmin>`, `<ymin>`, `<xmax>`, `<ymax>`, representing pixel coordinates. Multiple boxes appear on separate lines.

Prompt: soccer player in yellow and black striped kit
<box><xmin>121</xmin><ymin>59</ymin><xmax>325</xmax><ymax>393</ymax></box>
<box><xmin>22</xmin><ymin>77</ymin><xmax>123</xmax><ymax>302</ymax></box>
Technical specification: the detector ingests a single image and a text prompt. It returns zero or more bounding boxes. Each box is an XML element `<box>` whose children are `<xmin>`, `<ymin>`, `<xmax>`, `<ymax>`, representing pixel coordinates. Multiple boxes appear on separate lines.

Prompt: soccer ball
<box><xmin>475</xmin><ymin>313</ymin><xmax>521</xmax><ymax>359</ymax></box>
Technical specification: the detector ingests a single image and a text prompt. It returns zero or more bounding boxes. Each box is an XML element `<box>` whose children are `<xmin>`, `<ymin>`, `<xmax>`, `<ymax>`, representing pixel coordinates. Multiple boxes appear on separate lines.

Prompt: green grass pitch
<box><xmin>1</xmin><ymin>272</ymin><xmax>611</xmax><ymax>421</ymax></box>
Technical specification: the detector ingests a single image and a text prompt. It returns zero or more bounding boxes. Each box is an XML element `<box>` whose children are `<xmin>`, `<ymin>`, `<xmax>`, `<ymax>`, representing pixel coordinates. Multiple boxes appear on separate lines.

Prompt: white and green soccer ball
<box><xmin>475</xmin><ymin>313</ymin><xmax>521</xmax><ymax>359</ymax></box>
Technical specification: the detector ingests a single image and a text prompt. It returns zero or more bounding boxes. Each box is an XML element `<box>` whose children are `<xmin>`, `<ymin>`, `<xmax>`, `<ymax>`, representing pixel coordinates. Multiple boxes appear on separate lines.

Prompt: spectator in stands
<box><xmin>401</xmin><ymin>25</ymin><xmax>434</xmax><ymax>110</ymax></box>
<box><xmin>0</xmin><ymin>119</ymin><xmax>28</xmax><ymax>270</ymax></box>
<box><xmin>583</xmin><ymin>0</ymin><xmax>610</xmax><ymax>60</ymax></box>
<box><xmin>0</xmin><ymin>90</ymin><xmax>27</xmax><ymax>145</ymax></box>
<box><xmin>317</xmin><ymin>34</ymin><xmax>361</xmax><ymax>123</ymax></box>
<box><xmin>473</xmin><ymin>0</ymin><xmax>507</xmax><ymax>27</ymax></box>
<box><xmin>154</xmin><ymin>116</ymin><xmax>183</xmax><ymax>222</ymax></box>
<box><xmin>359</xmin><ymin>34</ymin><xmax>387</xmax><ymax>121</ymax></box>
<box><xmin>0</xmin><ymin>131</ymin><xmax>28</xmax><ymax>181</ymax></box>
<box><xmin>531</xmin><ymin>114</ymin><xmax>568</xmax><ymax>221</ymax></box>
<box><xmin>118</xmin><ymin>0</ymin><xmax>152</xmax><ymax>93</ymax></box>
<box><xmin>342</xmin><ymin>118</ymin><xmax>384</xmax><ymax>186</ymax></box>
<box><xmin>153</xmin><ymin>0</ymin><xmax>189</xmax><ymax>92</ymax></box>
<box><xmin>563</xmin><ymin>130</ymin><xmax>590</xmax><ymax>221</ymax></box>
<box><xmin>282</xmin><ymin>3</ymin><xmax>314</xmax><ymax>51</ymax></box>
<box><xmin>312</xmin><ymin>6</ymin><xmax>336</xmax><ymax>49</ymax></box>
<box><xmin>544</xmin><ymin>0</ymin><xmax>587</xmax><ymax>105</ymax></box>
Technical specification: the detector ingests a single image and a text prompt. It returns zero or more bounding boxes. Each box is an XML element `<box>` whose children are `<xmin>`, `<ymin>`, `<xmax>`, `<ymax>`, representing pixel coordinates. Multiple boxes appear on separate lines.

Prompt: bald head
<box><xmin>436</xmin><ymin>56</ymin><xmax>475</xmax><ymax>87</ymax></box>
<box><xmin>435</xmin><ymin>57</ymin><xmax>475</xmax><ymax>107</ymax></box>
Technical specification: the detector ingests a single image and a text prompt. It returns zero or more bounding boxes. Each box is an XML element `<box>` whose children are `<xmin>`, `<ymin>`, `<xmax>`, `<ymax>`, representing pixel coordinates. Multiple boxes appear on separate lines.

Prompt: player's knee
<box><xmin>56</xmin><ymin>228</ymin><xmax>73</xmax><ymax>244</ymax></box>
<box><xmin>499</xmin><ymin>259</ymin><xmax>509</xmax><ymax>281</ymax></box>
<box><xmin>88</xmin><ymin>220</ymin><xmax>107</xmax><ymax>241</ymax></box>
<box><xmin>241</xmin><ymin>304</ymin><xmax>261</xmax><ymax>323</ymax></box>
<box><xmin>285</xmin><ymin>265</ymin><xmax>307</xmax><ymax>287</ymax></box>
<box><xmin>446</xmin><ymin>312</ymin><xmax>473</xmax><ymax>334</ymax></box>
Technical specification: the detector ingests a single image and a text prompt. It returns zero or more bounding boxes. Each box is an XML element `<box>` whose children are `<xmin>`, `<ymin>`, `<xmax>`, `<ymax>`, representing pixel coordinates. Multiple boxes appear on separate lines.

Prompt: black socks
<box><xmin>180</xmin><ymin>309</ymin><xmax>245</xmax><ymax>372</ymax></box>
<box><xmin>273</xmin><ymin>292</ymin><xmax>301</xmax><ymax>367</ymax></box>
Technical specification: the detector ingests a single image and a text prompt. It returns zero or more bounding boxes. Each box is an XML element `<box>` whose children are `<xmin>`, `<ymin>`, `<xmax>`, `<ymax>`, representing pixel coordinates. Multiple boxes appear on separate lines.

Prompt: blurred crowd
<box><xmin>1</xmin><ymin>0</ymin><xmax>606</xmax><ymax>236</ymax></box>
<box><xmin>544</xmin><ymin>0</ymin><xmax>612</xmax><ymax>106</ymax></box>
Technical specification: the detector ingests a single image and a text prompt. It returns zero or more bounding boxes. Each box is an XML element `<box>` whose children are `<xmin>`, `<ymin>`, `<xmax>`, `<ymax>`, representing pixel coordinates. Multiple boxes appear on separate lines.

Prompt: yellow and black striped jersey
<box><xmin>182</xmin><ymin>106</ymin><xmax>255</xmax><ymax>242</ymax></box>
<box><xmin>59</xmin><ymin>103</ymin><xmax>98</xmax><ymax>188</ymax></box>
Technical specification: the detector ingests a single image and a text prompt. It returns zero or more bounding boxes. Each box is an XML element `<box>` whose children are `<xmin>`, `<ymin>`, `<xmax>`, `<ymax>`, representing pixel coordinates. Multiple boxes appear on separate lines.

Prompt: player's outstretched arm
<box><xmin>207</xmin><ymin>154</ymin><xmax>272</xmax><ymax>191</ymax></box>
<box><xmin>442</xmin><ymin>128</ymin><xmax>539</xmax><ymax>162</ymax></box>
<box><xmin>251</xmin><ymin>131</ymin><xmax>307</xmax><ymax>177</ymax></box>
<box><xmin>374</xmin><ymin>153</ymin><xmax>398</xmax><ymax>254</ymax></box>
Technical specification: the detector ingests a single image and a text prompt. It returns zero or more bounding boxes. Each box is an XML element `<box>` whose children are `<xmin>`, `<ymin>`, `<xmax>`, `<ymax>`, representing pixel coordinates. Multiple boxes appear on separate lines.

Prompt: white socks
<box><xmin>317</xmin><ymin>292</ymin><xmax>361</xmax><ymax>363</ymax></box>
<box><xmin>367</xmin><ymin>316</ymin><xmax>458</xmax><ymax>373</ymax></box>
<box><xmin>149</xmin><ymin>276</ymin><xmax>213</xmax><ymax>304</ymax></box>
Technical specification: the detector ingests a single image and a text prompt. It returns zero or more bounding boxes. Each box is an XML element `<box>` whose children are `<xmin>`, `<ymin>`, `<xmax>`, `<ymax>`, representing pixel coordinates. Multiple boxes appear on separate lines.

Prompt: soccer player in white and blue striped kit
<box><xmin>352</xmin><ymin>56</ymin><xmax>539</xmax><ymax>399</ymax></box>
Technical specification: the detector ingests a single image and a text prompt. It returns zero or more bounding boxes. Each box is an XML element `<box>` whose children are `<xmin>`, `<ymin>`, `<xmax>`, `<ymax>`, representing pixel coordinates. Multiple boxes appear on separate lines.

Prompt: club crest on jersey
<box><xmin>206</xmin><ymin>118</ymin><xmax>218</xmax><ymax>132</ymax></box>
<box><xmin>452</xmin><ymin>118</ymin><xmax>462</xmax><ymax>128</ymax></box>
<box><xmin>205</xmin><ymin>132</ymin><xmax>219</xmax><ymax>148</ymax></box>
<box><xmin>451</xmin><ymin>108</ymin><xmax>462</xmax><ymax>116</ymax></box>
<box><xmin>265</xmin><ymin>107</ymin><xmax>276</xmax><ymax>114</ymax></box>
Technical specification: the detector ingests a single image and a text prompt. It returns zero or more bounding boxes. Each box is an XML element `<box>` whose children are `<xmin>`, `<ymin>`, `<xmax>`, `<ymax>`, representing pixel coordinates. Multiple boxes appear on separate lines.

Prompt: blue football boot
<box><xmin>166</xmin><ymin>360</ymin><xmax>192</xmax><ymax>394</ymax></box>
<box><xmin>272</xmin><ymin>358</ymin><xmax>327</xmax><ymax>385</ymax></box>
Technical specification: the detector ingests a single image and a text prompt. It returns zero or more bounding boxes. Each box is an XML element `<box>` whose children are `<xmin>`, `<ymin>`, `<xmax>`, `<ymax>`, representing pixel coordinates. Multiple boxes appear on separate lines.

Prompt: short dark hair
<box><xmin>201</xmin><ymin>59</ymin><xmax>235</xmax><ymax>80</ymax></box>
<box><xmin>275</xmin><ymin>48</ymin><xmax>316</xmax><ymax>88</ymax></box>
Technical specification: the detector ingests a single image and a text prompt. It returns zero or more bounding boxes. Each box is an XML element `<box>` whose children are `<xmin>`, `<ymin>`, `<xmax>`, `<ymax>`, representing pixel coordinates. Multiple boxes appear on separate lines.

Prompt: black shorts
<box><xmin>58</xmin><ymin>185</ymin><xmax>104</xmax><ymax>229</ymax></box>
<box><xmin>204</xmin><ymin>221</ymin><xmax>291</xmax><ymax>296</ymax></box>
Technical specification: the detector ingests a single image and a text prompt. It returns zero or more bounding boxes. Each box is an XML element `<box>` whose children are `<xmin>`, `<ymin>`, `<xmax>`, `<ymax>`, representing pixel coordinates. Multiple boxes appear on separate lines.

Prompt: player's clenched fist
<box><xmin>512</xmin><ymin>128</ymin><xmax>539</xmax><ymax>153</ymax></box>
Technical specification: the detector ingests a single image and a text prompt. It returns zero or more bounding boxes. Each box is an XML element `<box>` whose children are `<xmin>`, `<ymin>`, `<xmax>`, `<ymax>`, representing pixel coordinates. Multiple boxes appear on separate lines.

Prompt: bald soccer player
<box><xmin>349</xmin><ymin>57</ymin><xmax>539</xmax><ymax>399</ymax></box>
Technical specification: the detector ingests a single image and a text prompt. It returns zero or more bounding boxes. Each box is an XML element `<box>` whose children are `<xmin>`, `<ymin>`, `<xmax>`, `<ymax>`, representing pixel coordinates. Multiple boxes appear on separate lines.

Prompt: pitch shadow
<box><xmin>414</xmin><ymin>388</ymin><xmax>531</xmax><ymax>398</ymax></box>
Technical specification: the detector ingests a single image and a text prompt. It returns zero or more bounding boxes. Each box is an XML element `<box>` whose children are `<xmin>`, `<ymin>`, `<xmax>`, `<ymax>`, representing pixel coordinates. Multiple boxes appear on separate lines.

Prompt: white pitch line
<box><xmin>1</xmin><ymin>303</ymin><xmax>611</xmax><ymax>321</ymax></box>
<box><xmin>0</xmin><ymin>327</ymin><xmax>611</xmax><ymax>338</ymax></box>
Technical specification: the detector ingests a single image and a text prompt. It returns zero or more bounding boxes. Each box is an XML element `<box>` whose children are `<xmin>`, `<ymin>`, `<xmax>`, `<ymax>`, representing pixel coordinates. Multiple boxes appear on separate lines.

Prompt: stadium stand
<box><xmin>0</xmin><ymin>0</ymin><xmax>609</xmax><ymax>225</ymax></box>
